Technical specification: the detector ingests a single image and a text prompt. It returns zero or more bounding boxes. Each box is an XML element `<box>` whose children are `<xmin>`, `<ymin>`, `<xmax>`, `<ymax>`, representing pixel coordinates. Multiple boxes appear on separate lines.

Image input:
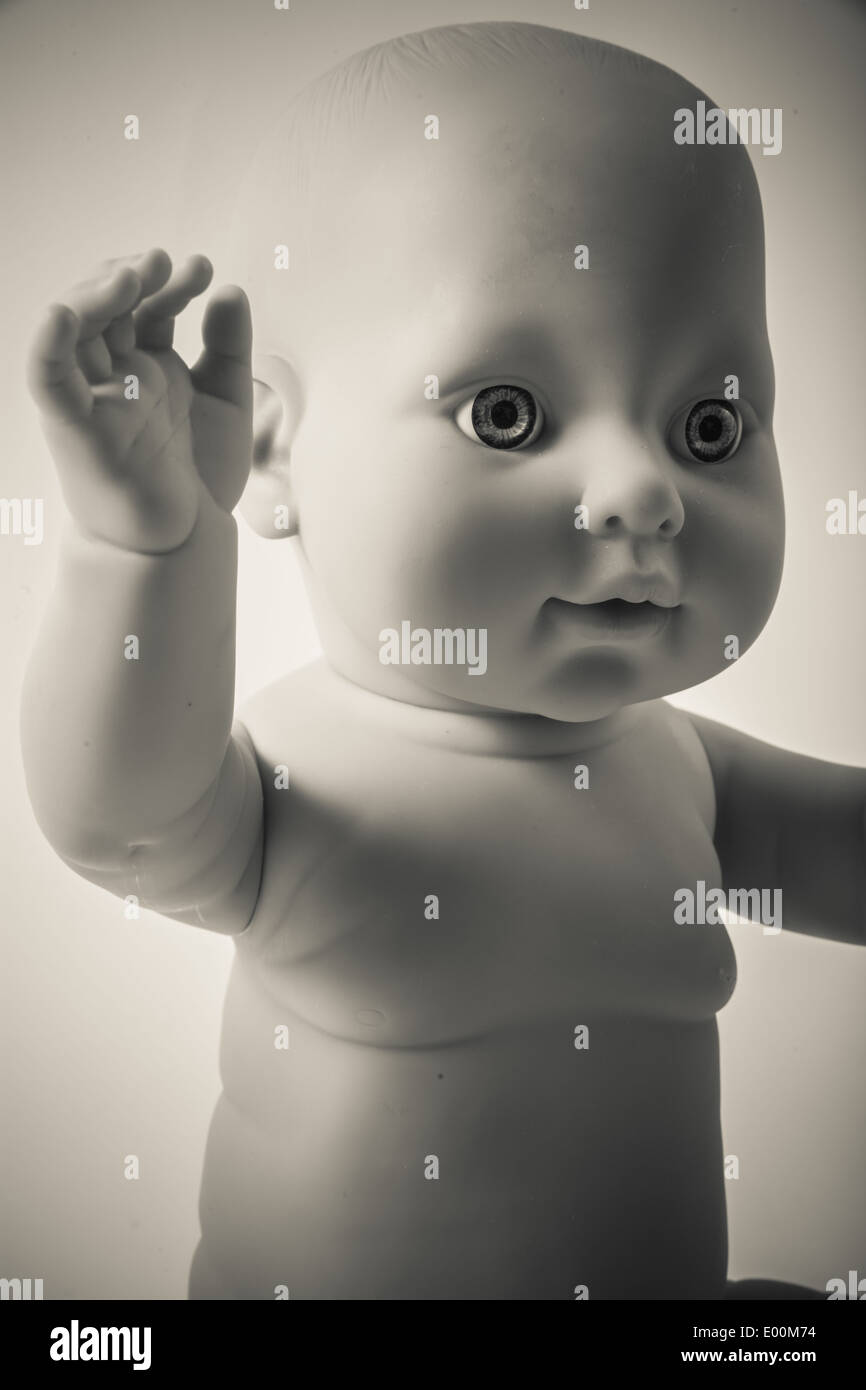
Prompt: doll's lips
<box><xmin>545</xmin><ymin>596</ymin><xmax>677</xmax><ymax>640</ymax></box>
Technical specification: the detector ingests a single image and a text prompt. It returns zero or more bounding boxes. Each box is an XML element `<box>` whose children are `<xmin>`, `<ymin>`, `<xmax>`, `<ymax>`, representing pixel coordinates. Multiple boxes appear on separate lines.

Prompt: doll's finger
<box><xmin>27</xmin><ymin>304</ymin><xmax>94</xmax><ymax>421</ymax></box>
<box><xmin>96</xmin><ymin>248</ymin><xmax>173</xmax><ymax>303</ymax></box>
<box><xmin>189</xmin><ymin>286</ymin><xmax>253</xmax><ymax>407</ymax></box>
<box><xmin>65</xmin><ymin>266</ymin><xmax>143</xmax><ymax>380</ymax></box>
<box><xmin>64</xmin><ymin>265</ymin><xmax>144</xmax><ymax>343</ymax></box>
<box><xmin>75</xmin><ymin>336</ymin><xmax>114</xmax><ymax>384</ymax></box>
<box><xmin>134</xmin><ymin>254</ymin><xmax>214</xmax><ymax>351</ymax></box>
<box><xmin>103</xmin><ymin>310</ymin><xmax>136</xmax><ymax>359</ymax></box>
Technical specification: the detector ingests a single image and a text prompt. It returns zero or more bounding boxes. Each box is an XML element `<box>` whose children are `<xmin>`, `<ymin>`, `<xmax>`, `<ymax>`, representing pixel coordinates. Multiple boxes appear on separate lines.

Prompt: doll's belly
<box><xmin>196</xmin><ymin>998</ymin><xmax>728</xmax><ymax>1300</ymax></box>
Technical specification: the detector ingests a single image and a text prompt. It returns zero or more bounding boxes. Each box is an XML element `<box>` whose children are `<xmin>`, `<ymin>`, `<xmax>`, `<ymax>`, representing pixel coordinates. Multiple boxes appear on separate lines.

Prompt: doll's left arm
<box><xmin>688</xmin><ymin>713</ymin><xmax>866</xmax><ymax>945</ymax></box>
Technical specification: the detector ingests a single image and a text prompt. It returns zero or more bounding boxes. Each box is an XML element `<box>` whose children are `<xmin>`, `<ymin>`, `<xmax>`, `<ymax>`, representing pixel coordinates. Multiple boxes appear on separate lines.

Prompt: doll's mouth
<box><xmin>545</xmin><ymin>596</ymin><xmax>677</xmax><ymax>640</ymax></box>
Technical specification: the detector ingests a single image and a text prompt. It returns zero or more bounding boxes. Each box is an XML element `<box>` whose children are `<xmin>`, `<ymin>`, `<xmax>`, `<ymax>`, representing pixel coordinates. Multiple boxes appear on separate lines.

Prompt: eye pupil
<box><xmin>491</xmin><ymin>400</ymin><xmax>518</xmax><ymax>429</ymax></box>
<box><xmin>698</xmin><ymin>415</ymin><xmax>722</xmax><ymax>442</ymax></box>
<box><xmin>683</xmin><ymin>399</ymin><xmax>741</xmax><ymax>462</ymax></box>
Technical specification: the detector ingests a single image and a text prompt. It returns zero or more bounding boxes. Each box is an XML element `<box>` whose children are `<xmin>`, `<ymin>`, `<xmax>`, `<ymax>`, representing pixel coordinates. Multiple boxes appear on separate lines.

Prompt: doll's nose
<box><xmin>579</xmin><ymin>428</ymin><xmax>685</xmax><ymax>539</ymax></box>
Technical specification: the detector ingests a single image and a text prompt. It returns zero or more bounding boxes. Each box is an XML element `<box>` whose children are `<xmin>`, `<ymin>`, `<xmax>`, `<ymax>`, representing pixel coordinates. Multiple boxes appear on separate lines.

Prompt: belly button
<box><xmin>356</xmin><ymin>1009</ymin><xmax>386</xmax><ymax>1027</ymax></box>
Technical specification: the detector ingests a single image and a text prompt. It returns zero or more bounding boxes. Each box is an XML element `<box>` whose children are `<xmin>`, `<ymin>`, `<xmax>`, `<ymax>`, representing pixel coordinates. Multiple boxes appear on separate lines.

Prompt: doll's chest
<box><xmin>239</xmin><ymin>700</ymin><xmax>736</xmax><ymax>1044</ymax></box>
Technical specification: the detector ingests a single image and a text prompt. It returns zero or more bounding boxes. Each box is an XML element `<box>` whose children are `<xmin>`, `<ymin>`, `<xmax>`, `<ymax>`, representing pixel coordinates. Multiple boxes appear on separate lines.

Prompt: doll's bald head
<box><xmin>236</xmin><ymin>23</ymin><xmax>767</xmax><ymax>354</ymax></box>
<box><xmin>236</xmin><ymin>24</ymin><xmax>782</xmax><ymax>721</ymax></box>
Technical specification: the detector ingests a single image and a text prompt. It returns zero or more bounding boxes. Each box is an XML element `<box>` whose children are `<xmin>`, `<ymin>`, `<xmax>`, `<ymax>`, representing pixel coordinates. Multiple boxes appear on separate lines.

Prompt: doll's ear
<box><xmin>238</xmin><ymin>354</ymin><xmax>302</xmax><ymax>538</ymax></box>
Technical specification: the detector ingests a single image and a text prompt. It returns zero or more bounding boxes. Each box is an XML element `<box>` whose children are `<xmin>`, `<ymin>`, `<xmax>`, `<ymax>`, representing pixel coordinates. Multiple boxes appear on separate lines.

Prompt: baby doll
<box><xmin>22</xmin><ymin>23</ymin><xmax>864</xmax><ymax>1299</ymax></box>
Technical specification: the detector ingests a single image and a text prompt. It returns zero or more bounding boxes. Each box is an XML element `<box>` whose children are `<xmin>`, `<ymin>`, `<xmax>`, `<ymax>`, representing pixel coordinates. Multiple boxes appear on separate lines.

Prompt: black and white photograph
<box><xmin>2</xmin><ymin>0</ymin><xmax>864</xmax><ymax>1354</ymax></box>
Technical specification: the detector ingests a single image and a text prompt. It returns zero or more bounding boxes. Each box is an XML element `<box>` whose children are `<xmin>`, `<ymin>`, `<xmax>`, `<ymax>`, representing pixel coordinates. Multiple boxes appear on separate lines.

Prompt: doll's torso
<box><xmin>190</xmin><ymin>663</ymin><xmax>736</xmax><ymax>1300</ymax></box>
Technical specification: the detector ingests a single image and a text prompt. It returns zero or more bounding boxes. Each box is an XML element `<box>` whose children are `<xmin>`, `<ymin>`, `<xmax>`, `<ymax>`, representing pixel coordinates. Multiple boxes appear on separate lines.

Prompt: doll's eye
<box><xmin>683</xmin><ymin>400</ymin><xmax>742</xmax><ymax>462</ymax></box>
<box><xmin>456</xmin><ymin>384</ymin><xmax>543</xmax><ymax>450</ymax></box>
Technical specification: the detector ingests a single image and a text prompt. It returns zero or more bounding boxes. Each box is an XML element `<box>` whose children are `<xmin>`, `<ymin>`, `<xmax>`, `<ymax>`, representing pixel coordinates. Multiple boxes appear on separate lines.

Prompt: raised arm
<box><xmin>21</xmin><ymin>249</ymin><xmax>262</xmax><ymax>933</ymax></box>
<box><xmin>688</xmin><ymin>712</ymin><xmax>866</xmax><ymax>945</ymax></box>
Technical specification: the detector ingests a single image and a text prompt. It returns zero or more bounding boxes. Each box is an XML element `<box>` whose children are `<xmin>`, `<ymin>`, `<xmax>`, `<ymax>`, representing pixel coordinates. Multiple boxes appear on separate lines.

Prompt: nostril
<box><xmin>604</xmin><ymin>515</ymin><xmax>621</xmax><ymax>530</ymax></box>
<box><xmin>658</xmin><ymin>518</ymin><xmax>676</xmax><ymax>535</ymax></box>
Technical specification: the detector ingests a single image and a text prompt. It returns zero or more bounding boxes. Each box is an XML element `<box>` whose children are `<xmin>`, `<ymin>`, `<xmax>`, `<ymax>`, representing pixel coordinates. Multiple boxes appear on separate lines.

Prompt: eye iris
<box><xmin>472</xmin><ymin>385</ymin><xmax>537</xmax><ymax>450</ymax></box>
<box><xmin>685</xmin><ymin>400</ymin><xmax>740</xmax><ymax>461</ymax></box>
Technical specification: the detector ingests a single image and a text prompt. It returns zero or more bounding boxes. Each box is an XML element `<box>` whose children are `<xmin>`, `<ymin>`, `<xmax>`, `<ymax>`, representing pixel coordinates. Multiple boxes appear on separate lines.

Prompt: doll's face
<box><xmin>282</xmin><ymin>61</ymin><xmax>784</xmax><ymax>721</ymax></box>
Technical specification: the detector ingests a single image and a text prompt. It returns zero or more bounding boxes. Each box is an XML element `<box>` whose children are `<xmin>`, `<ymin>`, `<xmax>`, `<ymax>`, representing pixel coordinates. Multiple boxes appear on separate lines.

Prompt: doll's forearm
<box><xmin>21</xmin><ymin>495</ymin><xmax>240</xmax><ymax>863</ymax></box>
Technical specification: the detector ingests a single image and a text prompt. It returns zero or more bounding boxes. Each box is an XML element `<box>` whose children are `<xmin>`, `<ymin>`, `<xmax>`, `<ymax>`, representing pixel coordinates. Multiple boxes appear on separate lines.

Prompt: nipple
<box><xmin>356</xmin><ymin>1009</ymin><xmax>386</xmax><ymax>1027</ymax></box>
